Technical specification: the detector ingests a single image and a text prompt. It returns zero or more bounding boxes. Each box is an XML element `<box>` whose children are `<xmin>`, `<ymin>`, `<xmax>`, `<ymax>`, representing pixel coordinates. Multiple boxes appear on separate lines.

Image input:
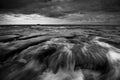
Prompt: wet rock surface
<box><xmin>0</xmin><ymin>25</ymin><xmax>120</xmax><ymax>80</ymax></box>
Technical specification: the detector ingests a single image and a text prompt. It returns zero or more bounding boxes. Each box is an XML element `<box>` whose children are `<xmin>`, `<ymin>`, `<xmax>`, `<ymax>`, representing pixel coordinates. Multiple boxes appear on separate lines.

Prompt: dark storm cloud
<box><xmin>0</xmin><ymin>0</ymin><xmax>25</xmax><ymax>9</ymax></box>
<box><xmin>0</xmin><ymin>0</ymin><xmax>120</xmax><ymax>12</ymax></box>
<box><xmin>101</xmin><ymin>0</ymin><xmax>120</xmax><ymax>11</ymax></box>
<box><xmin>0</xmin><ymin>0</ymin><xmax>50</xmax><ymax>9</ymax></box>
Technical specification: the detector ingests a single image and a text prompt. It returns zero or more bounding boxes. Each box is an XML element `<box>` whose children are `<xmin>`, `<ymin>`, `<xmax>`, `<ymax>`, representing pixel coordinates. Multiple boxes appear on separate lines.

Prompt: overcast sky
<box><xmin>0</xmin><ymin>0</ymin><xmax>120</xmax><ymax>12</ymax></box>
<box><xmin>0</xmin><ymin>0</ymin><xmax>120</xmax><ymax>24</ymax></box>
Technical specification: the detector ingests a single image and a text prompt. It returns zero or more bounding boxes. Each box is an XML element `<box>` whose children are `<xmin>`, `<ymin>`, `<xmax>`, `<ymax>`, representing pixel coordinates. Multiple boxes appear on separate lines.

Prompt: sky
<box><xmin>0</xmin><ymin>0</ymin><xmax>120</xmax><ymax>24</ymax></box>
<box><xmin>0</xmin><ymin>0</ymin><xmax>120</xmax><ymax>12</ymax></box>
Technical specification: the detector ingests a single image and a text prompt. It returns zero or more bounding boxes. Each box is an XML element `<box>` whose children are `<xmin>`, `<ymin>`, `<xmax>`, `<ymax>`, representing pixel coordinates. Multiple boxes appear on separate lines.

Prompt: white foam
<box><xmin>40</xmin><ymin>69</ymin><xmax>84</xmax><ymax>80</ymax></box>
<box><xmin>107</xmin><ymin>49</ymin><xmax>120</xmax><ymax>62</ymax></box>
<box><xmin>95</xmin><ymin>40</ymin><xmax>111</xmax><ymax>48</ymax></box>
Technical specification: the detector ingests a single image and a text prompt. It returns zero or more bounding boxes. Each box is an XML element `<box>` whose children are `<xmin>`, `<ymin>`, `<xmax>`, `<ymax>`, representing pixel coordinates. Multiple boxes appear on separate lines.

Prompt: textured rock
<box><xmin>0</xmin><ymin>25</ymin><xmax>120</xmax><ymax>80</ymax></box>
